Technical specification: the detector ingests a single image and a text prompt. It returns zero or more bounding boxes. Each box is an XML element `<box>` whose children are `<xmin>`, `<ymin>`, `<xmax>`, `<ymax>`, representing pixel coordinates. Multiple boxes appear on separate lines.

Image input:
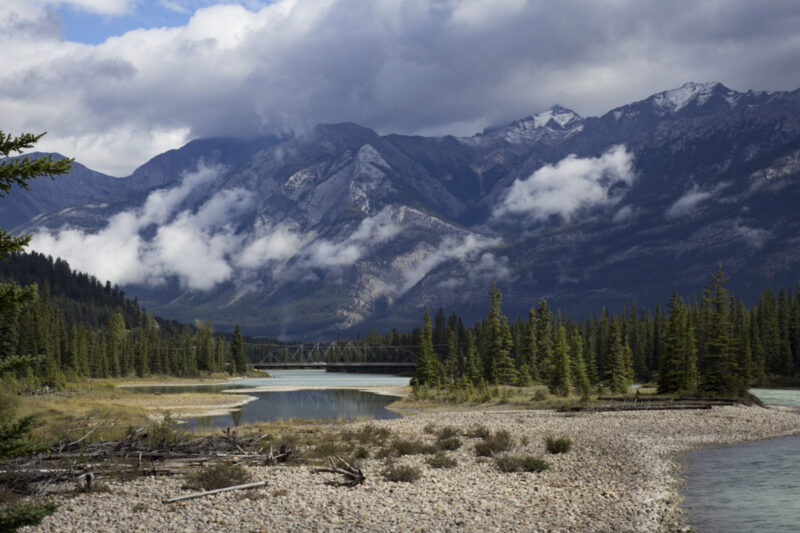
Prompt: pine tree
<box><xmin>523</xmin><ymin>308</ymin><xmax>538</xmax><ymax>381</ymax></box>
<box><xmin>494</xmin><ymin>316</ymin><xmax>518</xmax><ymax>385</ymax></box>
<box><xmin>571</xmin><ymin>332</ymin><xmax>592</xmax><ymax>401</ymax></box>
<box><xmin>231</xmin><ymin>324</ymin><xmax>246</xmax><ymax>375</ymax></box>
<box><xmin>484</xmin><ymin>282</ymin><xmax>504</xmax><ymax>382</ymax></box>
<box><xmin>415</xmin><ymin>307</ymin><xmax>440</xmax><ymax>387</ymax></box>
<box><xmin>606</xmin><ymin>318</ymin><xmax>631</xmax><ymax>394</ymax></box>
<box><xmin>700</xmin><ymin>266</ymin><xmax>740</xmax><ymax>395</ymax></box>
<box><xmin>535</xmin><ymin>300</ymin><xmax>553</xmax><ymax>381</ymax></box>
<box><xmin>548</xmin><ymin>325</ymin><xmax>572</xmax><ymax>396</ymax></box>
<box><xmin>462</xmin><ymin>330</ymin><xmax>482</xmax><ymax>384</ymax></box>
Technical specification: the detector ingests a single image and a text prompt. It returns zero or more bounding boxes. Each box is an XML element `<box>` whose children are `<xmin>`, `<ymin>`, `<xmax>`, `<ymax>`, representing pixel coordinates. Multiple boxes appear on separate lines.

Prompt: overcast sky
<box><xmin>3</xmin><ymin>0</ymin><xmax>800</xmax><ymax>176</ymax></box>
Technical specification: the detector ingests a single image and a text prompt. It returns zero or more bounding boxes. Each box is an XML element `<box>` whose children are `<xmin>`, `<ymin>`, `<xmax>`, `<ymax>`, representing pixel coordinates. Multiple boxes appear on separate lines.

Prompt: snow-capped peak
<box><xmin>532</xmin><ymin>105</ymin><xmax>583</xmax><ymax>129</ymax></box>
<box><xmin>650</xmin><ymin>82</ymin><xmax>738</xmax><ymax>114</ymax></box>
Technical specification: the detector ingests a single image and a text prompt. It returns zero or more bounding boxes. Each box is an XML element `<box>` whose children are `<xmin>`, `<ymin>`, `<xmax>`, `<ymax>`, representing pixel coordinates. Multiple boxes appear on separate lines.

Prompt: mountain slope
<box><xmin>5</xmin><ymin>82</ymin><xmax>800</xmax><ymax>337</ymax></box>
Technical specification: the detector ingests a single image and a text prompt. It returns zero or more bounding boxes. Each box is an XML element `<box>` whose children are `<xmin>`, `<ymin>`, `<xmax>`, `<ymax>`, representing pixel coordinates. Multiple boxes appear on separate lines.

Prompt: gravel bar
<box><xmin>22</xmin><ymin>405</ymin><xmax>800</xmax><ymax>533</ymax></box>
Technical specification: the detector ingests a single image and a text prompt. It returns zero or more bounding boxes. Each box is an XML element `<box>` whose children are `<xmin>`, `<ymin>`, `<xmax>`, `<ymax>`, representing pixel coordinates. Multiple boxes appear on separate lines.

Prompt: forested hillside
<box><xmin>0</xmin><ymin>252</ymin><xmax>246</xmax><ymax>387</ymax></box>
<box><xmin>409</xmin><ymin>269</ymin><xmax>800</xmax><ymax>397</ymax></box>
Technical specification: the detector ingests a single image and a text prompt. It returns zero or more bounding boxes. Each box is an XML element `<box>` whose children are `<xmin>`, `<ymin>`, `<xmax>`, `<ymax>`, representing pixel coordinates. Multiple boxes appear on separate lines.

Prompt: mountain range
<box><xmin>4</xmin><ymin>81</ymin><xmax>800</xmax><ymax>338</ymax></box>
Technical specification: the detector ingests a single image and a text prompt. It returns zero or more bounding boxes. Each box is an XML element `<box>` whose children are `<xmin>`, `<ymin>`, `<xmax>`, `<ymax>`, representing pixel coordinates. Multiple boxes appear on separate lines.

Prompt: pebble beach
<box><xmin>22</xmin><ymin>405</ymin><xmax>800</xmax><ymax>533</ymax></box>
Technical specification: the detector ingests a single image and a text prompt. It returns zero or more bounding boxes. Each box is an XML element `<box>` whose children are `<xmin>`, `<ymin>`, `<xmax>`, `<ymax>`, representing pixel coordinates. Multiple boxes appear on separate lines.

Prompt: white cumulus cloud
<box><xmin>494</xmin><ymin>145</ymin><xmax>636</xmax><ymax>222</ymax></box>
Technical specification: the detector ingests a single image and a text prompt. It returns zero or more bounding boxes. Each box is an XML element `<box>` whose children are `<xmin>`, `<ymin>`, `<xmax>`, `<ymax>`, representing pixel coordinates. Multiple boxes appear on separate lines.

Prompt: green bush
<box><xmin>474</xmin><ymin>430</ymin><xmax>513</xmax><ymax>457</ymax></box>
<box><xmin>544</xmin><ymin>436</ymin><xmax>573</xmax><ymax>454</ymax></box>
<box><xmin>382</xmin><ymin>464</ymin><xmax>421</xmax><ymax>482</ymax></box>
<box><xmin>390</xmin><ymin>439</ymin><xmax>437</xmax><ymax>456</ymax></box>
<box><xmin>495</xmin><ymin>454</ymin><xmax>550</xmax><ymax>473</ymax></box>
<box><xmin>435</xmin><ymin>426</ymin><xmax>459</xmax><ymax>440</ymax></box>
<box><xmin>146</xmin><ymin>413</ymin><xmax>185</xmax><ymax>447</ymax></box>
<box><xmin>0</xmin><ymin>502</ymin><xmax>57</xmax><ymax>532</ymax></box>
<box><xmin>436</xmin><ymin>437</ymin><xmax>462</xmax><ymax>451</ymax></box>
<box><xmin>533</xmin><ymin>390</ymin><xmax>548</xmax><ymax>402</ymax></box>
<box><xmin>425</xmin><ymin>452</ymin><xmax>457</xmax><ymax>469</ymax></box>
<box><xmin>341</xmin><ymin>424</ymin><xmax>391</xmax><ymax>446</ymax></box>
<box><xmin>464</xmin><ymin>424</ymin><xmax>491</xmax><ymax>439</ymax></box>
<box><xmin>185</xmin><ymin>462</ymin><xmax>252</xmax><ymax>490</ymax></box>
<box><xmin>351</xmin><ymin>446</ymin><xmax>370</xmax><ymax>460</ymax></box>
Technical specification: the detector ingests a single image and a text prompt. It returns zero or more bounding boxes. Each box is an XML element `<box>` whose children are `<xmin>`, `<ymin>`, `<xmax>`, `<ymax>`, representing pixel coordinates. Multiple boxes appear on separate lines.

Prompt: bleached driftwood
<box><xmin>163</xmin><ymin>481</ymin><xmax>267</xmax><ymax>503</ymax></box>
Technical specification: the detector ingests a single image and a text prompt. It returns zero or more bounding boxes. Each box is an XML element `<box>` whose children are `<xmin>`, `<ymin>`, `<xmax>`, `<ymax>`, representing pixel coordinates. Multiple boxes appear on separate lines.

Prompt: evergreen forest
<box><xmin>407</xmin><ymin>270</ymin><xmax>800</xmax><ymax>398</ymax></box>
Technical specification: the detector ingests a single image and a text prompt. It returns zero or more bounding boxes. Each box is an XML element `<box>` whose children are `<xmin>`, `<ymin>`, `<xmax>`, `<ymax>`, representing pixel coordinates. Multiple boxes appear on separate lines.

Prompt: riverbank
<box><xmin>21</xmin><ymin>404</ymin><xmax>800</xmax><ymax>532</ymax></box>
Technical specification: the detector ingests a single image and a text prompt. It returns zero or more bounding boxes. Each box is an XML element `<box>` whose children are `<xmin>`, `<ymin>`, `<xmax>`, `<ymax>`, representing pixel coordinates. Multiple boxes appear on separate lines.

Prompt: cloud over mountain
<box><xmin>494</xmin><ymin>145</ymin><xmax>636</xmax><ymax>222</ymax></box>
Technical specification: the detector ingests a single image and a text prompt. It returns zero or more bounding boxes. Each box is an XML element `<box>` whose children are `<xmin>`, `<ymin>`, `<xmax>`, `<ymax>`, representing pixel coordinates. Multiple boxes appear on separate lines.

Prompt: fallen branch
<box><xmin>314</xmin><ymin>455</ymin><xmax>365</xmax><ymax>487</ymax></box>
<box><xmin>163</xmin><ymin>481</ymin><xmax>266</xmax><ymax>503</ymax></box>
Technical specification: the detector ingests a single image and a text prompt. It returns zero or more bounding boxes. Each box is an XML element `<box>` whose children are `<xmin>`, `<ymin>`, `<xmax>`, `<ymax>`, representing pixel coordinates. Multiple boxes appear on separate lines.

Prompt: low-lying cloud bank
<box><xmin>494</xmin><ymin>145</ymin><xmax>636</xmax><ymax>222</ymax></box>
<box><xmin>29</xmin><ymin>165</ymin><xmax>502</xmax><ymax>294</ymax></box>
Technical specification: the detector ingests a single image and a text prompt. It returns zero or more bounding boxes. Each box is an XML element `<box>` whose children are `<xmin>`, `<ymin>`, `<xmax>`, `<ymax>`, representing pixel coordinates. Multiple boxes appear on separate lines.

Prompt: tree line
<box><xmin>411</xmin><ymin>268</ymin><xmax>800</xmax><ymax>398</ymax></box>
<box><xmin>0</xmin><ymin>251</ymin><xmax>249</xmax><ymax>387</ymax></box>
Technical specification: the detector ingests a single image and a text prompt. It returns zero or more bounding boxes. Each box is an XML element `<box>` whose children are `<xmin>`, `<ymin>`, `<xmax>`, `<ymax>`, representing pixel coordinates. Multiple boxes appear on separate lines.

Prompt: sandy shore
<box><xmin>224</xmin><ymin>385</ymin><xmax>411</xmax><ymax>398</ymax></box>
<box><xmin>23</xmin><ymin>405</ymin><xmax>800</xmax><ymax>533</ymax></box>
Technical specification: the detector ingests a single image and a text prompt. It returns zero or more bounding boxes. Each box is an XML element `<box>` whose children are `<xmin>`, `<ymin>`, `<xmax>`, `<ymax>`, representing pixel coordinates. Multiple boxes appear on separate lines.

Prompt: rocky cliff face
<box><xmin>6</xmin><ymin>82</ymin><xmax>800</xmax><ymax>337</ymax></box>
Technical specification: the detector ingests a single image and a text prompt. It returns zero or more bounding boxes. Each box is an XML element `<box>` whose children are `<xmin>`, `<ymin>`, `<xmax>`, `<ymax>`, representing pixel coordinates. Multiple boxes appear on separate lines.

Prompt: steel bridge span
<box><xmin>246</xmin><ymin>341</ymin><xmax>421</xmax><ymax>374</ymax></box>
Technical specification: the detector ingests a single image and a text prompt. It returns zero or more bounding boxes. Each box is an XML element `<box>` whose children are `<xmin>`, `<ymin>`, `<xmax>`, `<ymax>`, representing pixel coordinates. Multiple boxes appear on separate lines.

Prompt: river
<box><xmin>681</xmin><ymin>389</ymin><xmax>800</xmax><ymax>532</ymax></box>
<box><xmin>136</xmin><ymin>369</ymin><xmax>411</xmax><ymax>429</ymax></box>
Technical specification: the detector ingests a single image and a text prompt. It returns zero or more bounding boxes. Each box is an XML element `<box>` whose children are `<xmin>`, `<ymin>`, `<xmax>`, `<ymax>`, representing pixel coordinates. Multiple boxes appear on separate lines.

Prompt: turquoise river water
<box><xmin>680</xmin><ymin>389</ymin><xmax>800</xmax><ymax>532</ymax></box>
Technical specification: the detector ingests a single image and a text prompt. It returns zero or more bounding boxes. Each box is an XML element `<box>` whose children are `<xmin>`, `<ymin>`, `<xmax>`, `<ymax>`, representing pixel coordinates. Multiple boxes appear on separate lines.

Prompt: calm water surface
<box><xmin>682</xmin><ymin>389</ymin><xmax>800</xmax><ymax>532</ymax></box>
<box><xmin>134</xmin><ymin>370</ymin><xmax>411</xmax><ymax>428</ymax></box>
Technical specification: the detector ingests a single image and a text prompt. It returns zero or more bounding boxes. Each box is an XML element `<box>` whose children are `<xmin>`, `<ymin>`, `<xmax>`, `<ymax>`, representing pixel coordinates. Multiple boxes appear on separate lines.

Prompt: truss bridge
<box><xmin>246</xmin><ymin>341</ymin><xmax>420</xmax><ymax>374</ymax></box>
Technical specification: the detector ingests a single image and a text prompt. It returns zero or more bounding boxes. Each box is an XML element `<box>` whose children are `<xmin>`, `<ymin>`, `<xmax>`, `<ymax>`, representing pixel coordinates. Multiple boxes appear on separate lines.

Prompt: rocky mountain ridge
<box><xmin>4</xmin><ymin>82</ymin><xmax>800</xmax><ymax>337</ymax></box>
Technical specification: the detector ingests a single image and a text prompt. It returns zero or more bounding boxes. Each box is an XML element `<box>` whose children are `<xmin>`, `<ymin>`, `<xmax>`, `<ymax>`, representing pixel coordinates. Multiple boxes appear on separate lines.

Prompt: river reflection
<box><xmin>189</xmin><ymin>388</ymin><xmax>401</xmax><ymax>430</ymax></box>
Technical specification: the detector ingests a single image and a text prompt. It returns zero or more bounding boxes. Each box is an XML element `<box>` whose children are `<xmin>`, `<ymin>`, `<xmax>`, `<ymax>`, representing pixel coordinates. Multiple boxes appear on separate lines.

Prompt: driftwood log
<box><xmin>313</xmin><ymin>455</ymin><xmax>365</xmax><ymax>487</ymax></box>
<box><xmin>164</xmin><ymin>481</ymin><xmax>267</xmax><ymax>503</ymax></box>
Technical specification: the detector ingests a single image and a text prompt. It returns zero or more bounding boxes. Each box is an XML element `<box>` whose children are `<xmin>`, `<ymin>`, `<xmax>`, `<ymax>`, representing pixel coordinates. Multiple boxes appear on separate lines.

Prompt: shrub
<box><xmin>0</xmin><ymin>502</ymin><xmax>58</xmax><ymax>532</ymax></box>
<box><xmin>474</xmin><ymin>430</ymin><xmax>514</xmax><ymax>457</ymax></box>
<box><xmin>544</xmin><ymin>436</ymin><xmax>573</xmax><ymax>454</ymax></box>
<box><xmin>436</xmin><ymin>437</ymin><xmax>462</xmax><ymax>451</ymax></box>
<box><xmin>533</xmin><ymin>390</ymin><xmax>548</xmax><ymax>402</ymax></box>
<box><xmin>351</xmin><ymin>446</ymin><xmax>370</xmax><ymax>460</ymax></box>
<box><xmin>146</xmin><ymin>413</ymin><xmax>185</xmax><ymax>447</ymax></box>
<box><xmin>341</xmin><ymin>424</ymin><xmax>391</xmax><ymax>446</ymax></box>
<box><xmin>435</xmin><ymin>426</ymin><xmax>459</xmax><ymax>440</ymax></box>
<box><xmin>390</xmin><ymin>439</ymin><xmax>437</xmax><ymax>456</ymax></box>
<box><xmin>382</xmin><ymin>464</ymin><xmax>421</xmax><ymax>482</ymax></box>
<box><xmin>423</xmin><ymin>423</ymin><xmax>437</xmax><ymax>435</ymax></box>
<box><xmin>495</xmin><ymin>454</ymin><xmax>550</xmax><ymax>473</ymax></box>
<box><xmin>464</xmin><ymin>425</ymin><xmax>491</xmax><ymax>439</ymax></box>
<box><xmin>185</xmin><ymin>462</ymin><xmax>252</xmax><ymax>490</ymax></box>
<box><xmin>426</xmin><ymin>452</ymin><xmax>457</xmax><ymax>469</ymax></box>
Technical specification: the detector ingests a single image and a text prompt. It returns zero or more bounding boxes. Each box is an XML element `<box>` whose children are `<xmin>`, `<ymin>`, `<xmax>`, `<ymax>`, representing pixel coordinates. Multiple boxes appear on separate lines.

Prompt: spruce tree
<box><xmin>462</xmin><ymin>330</ymin><xmax>482</xmax><ymax>384</ymax></box>
<box><xmin>415</xmin><ymin>307</ymin><xmax>440</xmax><ymax>387</ymax></box>
<box><xmin>535</xmin><ymin>300</ymin><xmax>553</xmax><ymax>381</ymax></box>
<box><xmin>700</xmin><ymin>267</ymin><xmax>740</xmax><ymax>395</ymax></box>
<box><xmin>231</xmin><ymin>324</ymin><xmax>246</xmax><ymax>375</ymax></box>
<box><xmin>494</xmin><ymin>316</ymin><xmax>518</xmax><ymax>385</ymax></box>
<box><xmin>571</xmin><ymin>332</ymin><xmax>592</xmax><ymax>401</ymax></box>
<box><xmin>548</xmin><ymin>325</ymin><xmax>572</xmax><ymax>396</ymax></box>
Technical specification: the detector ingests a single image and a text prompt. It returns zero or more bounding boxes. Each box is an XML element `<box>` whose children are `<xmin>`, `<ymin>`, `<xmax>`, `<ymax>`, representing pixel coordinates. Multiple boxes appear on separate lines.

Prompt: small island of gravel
<box><xmin>22</xmin><ymin>404</ymin><xmax>800</xmax><ymax>533</ymax></box>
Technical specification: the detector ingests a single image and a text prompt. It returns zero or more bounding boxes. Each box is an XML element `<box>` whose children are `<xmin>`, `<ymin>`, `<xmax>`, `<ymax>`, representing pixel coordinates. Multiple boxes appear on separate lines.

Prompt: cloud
<box><xmin>494</xmin><ymin>145</ymin><xmax>636</xmax><ymax>221</ymax></box>
<box><xmin>398</xmin><ymin>235</ymin><xmax>501</xmax><ymax>295</ymax></box>
<box><xmin>734</xmin><ymin>222</ymin><xmax>771</xmax><ymax>249</ymax></box>
<box><xmin>665</xmin><ymin>182</ymin><xmax>729</xmax><ymax>219</ymax></box>
<box><xmin>3</xmin><ymin>1</ymin><xmax>800</xmax><ymax>175</ymax></box>
<box><xmin>29</xmin><ymin>164</ymin><xmax>257</xmax><ymax>290</ymax></box>
<box><xmin>300</xmin><ymin>207</ymin><xmax>402</xmax><ymax>269</ymax></box>
<box><xmin>28</xmin><ymin>186</ymin><xmax>409</xmax><ymax>290</ymax></box>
